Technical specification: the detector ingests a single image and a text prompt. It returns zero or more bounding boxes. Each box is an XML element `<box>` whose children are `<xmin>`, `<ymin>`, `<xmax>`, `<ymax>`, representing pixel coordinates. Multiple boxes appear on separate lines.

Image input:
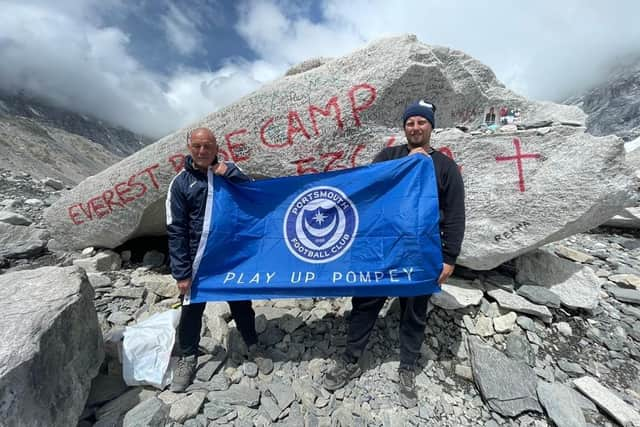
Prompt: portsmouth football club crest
<box><xmin>284</xmin><ymin>186</ymin><xmax>358</xmax><ymax>263</ymax></box>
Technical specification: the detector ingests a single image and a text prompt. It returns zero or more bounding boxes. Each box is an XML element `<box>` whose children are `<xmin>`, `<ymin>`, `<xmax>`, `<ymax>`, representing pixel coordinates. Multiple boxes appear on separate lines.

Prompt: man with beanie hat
<box><xmin>323</xmin><ymin>100</ymin><xmax>466</xmax><ymax>408</ymax></box>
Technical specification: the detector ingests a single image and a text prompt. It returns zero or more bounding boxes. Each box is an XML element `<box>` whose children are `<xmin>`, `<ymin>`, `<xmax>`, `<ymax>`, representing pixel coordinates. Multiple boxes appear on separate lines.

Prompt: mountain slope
<box><xmin>0</xmin><ymin>91</ymin><xmax>153</xmax><ymax>184</ymax></box>
<box><xmin>567</xmin><ymin>58</ymin><xmax>640</xmax><ymax>141</ymax></box>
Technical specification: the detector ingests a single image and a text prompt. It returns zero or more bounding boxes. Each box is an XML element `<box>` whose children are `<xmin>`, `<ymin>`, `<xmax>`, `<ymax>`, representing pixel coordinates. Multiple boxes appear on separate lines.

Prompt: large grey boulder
<box><xmin>45</xmin><ymin>35</ymin><xmax>635</xmax><ymax>270</ymax></box>
<box><xmin>0</xmin><ymin>266</ymin><xmax>104</xmax><ymax>427</ymax></box>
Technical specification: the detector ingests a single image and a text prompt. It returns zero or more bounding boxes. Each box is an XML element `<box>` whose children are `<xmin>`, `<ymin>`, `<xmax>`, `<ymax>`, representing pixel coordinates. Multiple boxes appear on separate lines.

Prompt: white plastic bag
<box><xmin>122</xmin><ymin>309</ymin><xmax>181</xmax><ymax>389</ymax></box>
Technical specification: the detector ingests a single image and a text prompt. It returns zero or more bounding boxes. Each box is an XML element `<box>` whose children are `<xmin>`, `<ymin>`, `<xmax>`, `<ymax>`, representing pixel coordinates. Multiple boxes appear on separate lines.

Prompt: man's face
<box><xmin>404</xmin><ymin>115</ymin><xmax>433</xmax><ymax>148</ymax></box>
<box><xmin>188</xmin><ymin>130</ymin><xmax>218</xmax><ymax>170</ymax></box>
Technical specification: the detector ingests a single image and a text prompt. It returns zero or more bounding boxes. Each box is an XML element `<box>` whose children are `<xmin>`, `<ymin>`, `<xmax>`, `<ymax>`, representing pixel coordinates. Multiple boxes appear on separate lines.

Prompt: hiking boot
<box><xmin>170</xmin><ymin>355</ymin><xmax>197</xmax><ymax>392</ymax></box>
<box><xmin>398</xmin><ymin>367</ymin><xmax>418</xmax><ymax>408</ymax></box>
<box><xmin>323</xmin><ymin>357</ymin><xmax>362</xmax><ymax>391</ymax></box>
<box><xmin>248</xmin><ymin>344</ymin><xmax>274</xmax><ymax>375</ymax></box>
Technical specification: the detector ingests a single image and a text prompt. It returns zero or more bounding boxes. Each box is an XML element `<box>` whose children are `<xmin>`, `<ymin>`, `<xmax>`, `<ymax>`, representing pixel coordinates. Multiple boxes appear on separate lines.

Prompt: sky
<box><xmin>1</xmin><ymin>0</ymin><xmax>639</xmax><ymax>139</ymax></box>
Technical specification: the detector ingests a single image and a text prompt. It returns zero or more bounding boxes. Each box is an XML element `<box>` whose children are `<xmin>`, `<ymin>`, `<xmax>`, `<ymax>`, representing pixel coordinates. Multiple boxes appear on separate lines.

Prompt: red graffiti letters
<box><xmin>348</xmin><ymin>83</ymin><xmax>377</xmax><ymax>127</ymax></box>
<box><xmin>309</xmin><ymin>96</ymin><xmax>344</xmax><ymax>136</ymax></box>
<box><xmin>287</xmin><ymin>111</ymin><xmax>311</xmax><ymax>146</ymax></box>
<box><xmin>260</xmin><ymin>83</ymin><xmax>377</xmax><ymax>149</ymax></box>
<box><xmin>292</xmin><ymin>144</ymin><xmax>367</xmax><ymax>175</ymax></box>
<box><xmin>168</xmin><ymin>153</ymin><xmax>185</xmax><ymax>173</ymax></box>
<box><xmin>225</xmin><ymin>129</ymin><xmax>250</xmax><ymax>162</ymax></box>
<box><xmin>68</xmin><ymin>82</ymin><xmax>379</xmax><ymax>225</ymax></box>
<box><xmin>68</xmin><ymin>164</ymin><xmax>160</xmax><ymax>225</ymax></box>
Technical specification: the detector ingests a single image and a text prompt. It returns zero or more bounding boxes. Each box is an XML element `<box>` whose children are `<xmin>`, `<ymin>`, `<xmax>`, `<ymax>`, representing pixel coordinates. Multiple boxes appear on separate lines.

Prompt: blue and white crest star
<box><xmin>313</xmin><ymin>210</ymin><xmax>327</xmax><ymax>225</ymax></box>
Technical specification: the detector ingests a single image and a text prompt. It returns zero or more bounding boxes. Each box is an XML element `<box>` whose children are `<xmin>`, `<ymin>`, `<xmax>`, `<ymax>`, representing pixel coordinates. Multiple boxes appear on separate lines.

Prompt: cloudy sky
<box><xmin>1</xmin><ymin>0</ymin><xmax>639</xmax><ymax>139</ymax></box>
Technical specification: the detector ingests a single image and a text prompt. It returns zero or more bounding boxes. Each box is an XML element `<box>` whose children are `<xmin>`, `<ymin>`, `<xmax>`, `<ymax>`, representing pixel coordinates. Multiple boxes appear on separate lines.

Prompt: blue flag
<box><xmin>187</xmin><ymin>155</ymin><xmax>443</xmax><ymax>304</ymax></box>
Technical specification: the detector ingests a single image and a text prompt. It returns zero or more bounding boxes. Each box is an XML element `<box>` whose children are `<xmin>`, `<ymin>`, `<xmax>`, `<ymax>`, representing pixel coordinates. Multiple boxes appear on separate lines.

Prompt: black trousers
<box><xmin>177</xmin><ymin>300</ymin><xmax>258</xmax><ymax>356</ymax></box>
<box><xmin>344</xmin><ymin>295</ymin><xmax>431</xmax><ymax>369</ymax></box>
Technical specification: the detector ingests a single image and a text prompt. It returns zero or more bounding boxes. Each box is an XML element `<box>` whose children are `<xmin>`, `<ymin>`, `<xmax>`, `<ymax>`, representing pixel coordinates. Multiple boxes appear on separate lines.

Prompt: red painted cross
<box><xmin>495</xmin><ymin>138</ymin><xmax>541</xmax><ymax>192</ymax></box>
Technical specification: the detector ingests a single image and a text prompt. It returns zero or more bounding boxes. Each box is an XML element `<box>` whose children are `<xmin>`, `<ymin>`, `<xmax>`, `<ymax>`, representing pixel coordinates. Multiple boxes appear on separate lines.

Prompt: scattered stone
<box><xmin>487</xmin><ymin>288</ymin><xmax>553</xmax><ymax>323</ymax></box>
<box><xmin>242</xmin><ymin>362</ymin><xmax>258</xmax><ymax>378</ymax></box>
<box><xmin>95</xmin><ymin>388</ymin><xmax>158</xmax><ymax>425</ymax></box>
<box><xmin>555</xmin><ymin>322</ymin><xmax>573</xmax><ymax>337</ymax></box>
<box><xmin>484</xmin><ymin>272</ymin><xmax>515</xmax><ymax>291</ymax></box>
<box><xmin>516</xmin><ymin>285</ymin><xmax>562</xmax><ymax>308</ymax></box>
<box><xmin>142</xmin><ymin>250</ymin><xmax>165</xmax><ymax>267</ymax></box>
<box><xmin>609</xmin><ymin>274</ymin><xmax>640</xmax><ymax>289</ymax></box>
<box><xmin>573</xmin><ymin>376</ymin><xmax>640</xmax><ymax>427</ymax></box>
<box><xmin>81</xmin><ymin>247</ymin><xmax>96</xmax><ymax>257</ymax></box>
<box><xmin>493</xmin><ymin>312</ymin><xmax>517</xmax><ymax>333</ymax></box>
<box><xmin>24</xmin><ymin>198</ymin><xmax>44</xmax><ymax>206</ymax></box>
<box><xmin>430</xmin><ymin>279</ymin><xmax>484</xmax><ymax>309</ymax></box>
<box><xmin>474</xmin><ymin>315</ymin><xmax>495</xmax><ymax>337</ymax></box>
<box><xmin>455</xmin><ymin>364</ymin><xmax>474</xmax><ymax>381</ymax></box>
<box><xmin>554</xmin><ymin>245</ymin><xmax>595</xmax><ymax>263</ymax></box>
<box><xmin>195</xmin><ymin>358</ymin><xmax>225</xmax><ymax>382</ymax></box>
<box><xmin>269</xmin><ymin>380</ymin><xmax>297</xmax><ymax>411</ymax></box>
<box><xmin>203</xmin><ymin>400</ymin><xmax>234</xmax><ymax>420</ymax></box>
<box><xmin>609</xmin><ymin>287</ymin><xmax>640</xmax><ymax>305</ymax></box>
<box><xmin>73</xmin><ymin>250</ymin><xmax>122</xmax><ymax>272</ymax></box>
<box><xmin>42</xmin><ymin>177</ymin><xmax>65</xmax><ymax>190</ymax></box>
<box><xmin>206</xmin><ymin>384</ymin><xmax>260</xmax><ymax>408</ymax></box>
<box><xmin>122</xmin><ymin>396</ymin><xmax>169</xmax><ymax>427</ymax></box>
<box><xmin>468</xmin><ymin>337</ymin><xmax>542</xmax><ymax>416</ymax></box>
<box><xmin>0</xmin><ymin>210</ymin><xmax>32</xmax><ymax>225</ymax></box>
<box><xmin>0</xmin><ymin>222</ymin><xmax>49</xmax><ymax>258</ymax></box>
<box><xmin>557</xmin><ymin>359</ymin><xmax>585</xmax><ymax>376</ymax></box>
<box><xmin>108</xmin><ymin>311</ymin><xmax>132</xmax><ymax>325</ymax></box>
<box><xmin>505</xmin><ymin>333</ymin><xmax>536</xmax><ymax>367</ymax></box>
<box><xmin>515</xmin><ymin>250</ymin><xmax>601</xmax><ymax>310</ymax></box>
<box><xmin>537</xmin><ymin>381</ymin><xmax>586</xmax><ymax>427</ymax></box>
<box><xmin>516</xmin><ymin>315</ymin><xmax>536</xmax><ymax>332</ymax></box>
<box><xmin>168</xmin><ymin>392</ymin><xmax>207</xmax><ymax>423</ymax></box>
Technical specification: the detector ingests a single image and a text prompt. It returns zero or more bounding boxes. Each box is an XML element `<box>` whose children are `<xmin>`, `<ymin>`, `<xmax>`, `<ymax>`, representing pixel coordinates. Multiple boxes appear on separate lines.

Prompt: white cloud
<box><xmin>0</xmin><ymin>1</ymin><xmax>275</xmax><ymax>138</ymax></box>
<box><xmin>161</xmin><ymin>2</ymin><xmax>204</xmax><ymax>56</ymax></box>
<box><xmin>1</xmin><ymin>0</ymin><xmax>639</xmax><ymax>142</ymax></box>
<box><xmin>236</xmin><ymin>0</ymin><xmax>640</xmax><ymax>101</ymax></box>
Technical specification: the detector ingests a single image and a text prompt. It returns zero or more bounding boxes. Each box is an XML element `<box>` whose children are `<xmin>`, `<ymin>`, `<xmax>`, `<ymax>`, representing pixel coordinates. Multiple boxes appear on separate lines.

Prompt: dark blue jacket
<box><xmin>166</xmin><ymin>155</ymin><xmax>250</xmax><ymax>281</ymax></box>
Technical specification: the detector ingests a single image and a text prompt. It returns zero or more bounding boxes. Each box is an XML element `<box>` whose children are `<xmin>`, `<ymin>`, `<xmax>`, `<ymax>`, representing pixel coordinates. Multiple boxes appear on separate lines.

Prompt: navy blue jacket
<box><xmin>373</xmin><ymin>145</ymin><xmax>466</xmax><ymax>265</ymax></box>
<box><xmin>166</xmin><ymin>155</ymin><xmax>250</xmax><ymax>281</ymax></box>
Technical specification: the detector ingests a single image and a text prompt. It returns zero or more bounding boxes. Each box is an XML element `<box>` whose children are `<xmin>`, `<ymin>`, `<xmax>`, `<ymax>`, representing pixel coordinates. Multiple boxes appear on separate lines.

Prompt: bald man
<box><xmin>166</xmin><ymin>128</ymin><xmax>273</xmax><ymax>392</ymax></box>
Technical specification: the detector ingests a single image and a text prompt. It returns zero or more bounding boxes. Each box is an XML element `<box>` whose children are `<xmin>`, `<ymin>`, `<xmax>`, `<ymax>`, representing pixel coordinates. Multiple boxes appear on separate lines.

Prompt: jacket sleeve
<box><xmin>439</xmin><ymin>161</ymin><xmax>466</xmax><ymax>265</ymax></box>
<box><xmin>372</xmin><ymin>148</ymin><xmax>390</xmax><ymax>164</ymax></box>
<box><xmin>223</xmin><ymin>162</ymin><xmax>252</xmax><ymax>183</ymax></box>
<box><xmin>165</xmin><ymin>174</ymin><xmax>192</xmax><ymax>281</ymax></box>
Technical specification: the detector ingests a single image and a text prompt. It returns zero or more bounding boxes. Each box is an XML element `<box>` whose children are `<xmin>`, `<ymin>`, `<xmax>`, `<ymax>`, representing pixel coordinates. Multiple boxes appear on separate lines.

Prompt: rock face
<box><xmin>0</xmin><ymin>266</ymin><xmax>104</xmax><ymax>427</ymax></box>
<box><xmin>44</xmin><ymin>35</ymin><xmax>635</xmax><ymax>270</ymax></box>
<box><xmin>567</xmin><ymin>58</ymin><xmax>640</xmax><ymax>142</ymax></box>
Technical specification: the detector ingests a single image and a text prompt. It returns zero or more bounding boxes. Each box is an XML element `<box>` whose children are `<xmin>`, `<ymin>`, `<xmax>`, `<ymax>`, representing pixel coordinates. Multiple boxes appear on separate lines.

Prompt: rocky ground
<box><xmin>1</xmin><ymin>170</ymin><xmax>640</xmax><ymax>427</ymax></box>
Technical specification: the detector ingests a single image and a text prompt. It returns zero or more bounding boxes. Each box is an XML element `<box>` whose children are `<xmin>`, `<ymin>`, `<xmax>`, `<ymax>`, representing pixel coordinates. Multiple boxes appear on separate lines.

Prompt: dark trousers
<box><xmin>344</xmin><ymin>295</ymin><xmax>431</xmax><ymax>369</ymax></box>
<box><xmin>177</xmin><ymin>300</ymin><xmax>258</xmax><ymax>356</ymax></box>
